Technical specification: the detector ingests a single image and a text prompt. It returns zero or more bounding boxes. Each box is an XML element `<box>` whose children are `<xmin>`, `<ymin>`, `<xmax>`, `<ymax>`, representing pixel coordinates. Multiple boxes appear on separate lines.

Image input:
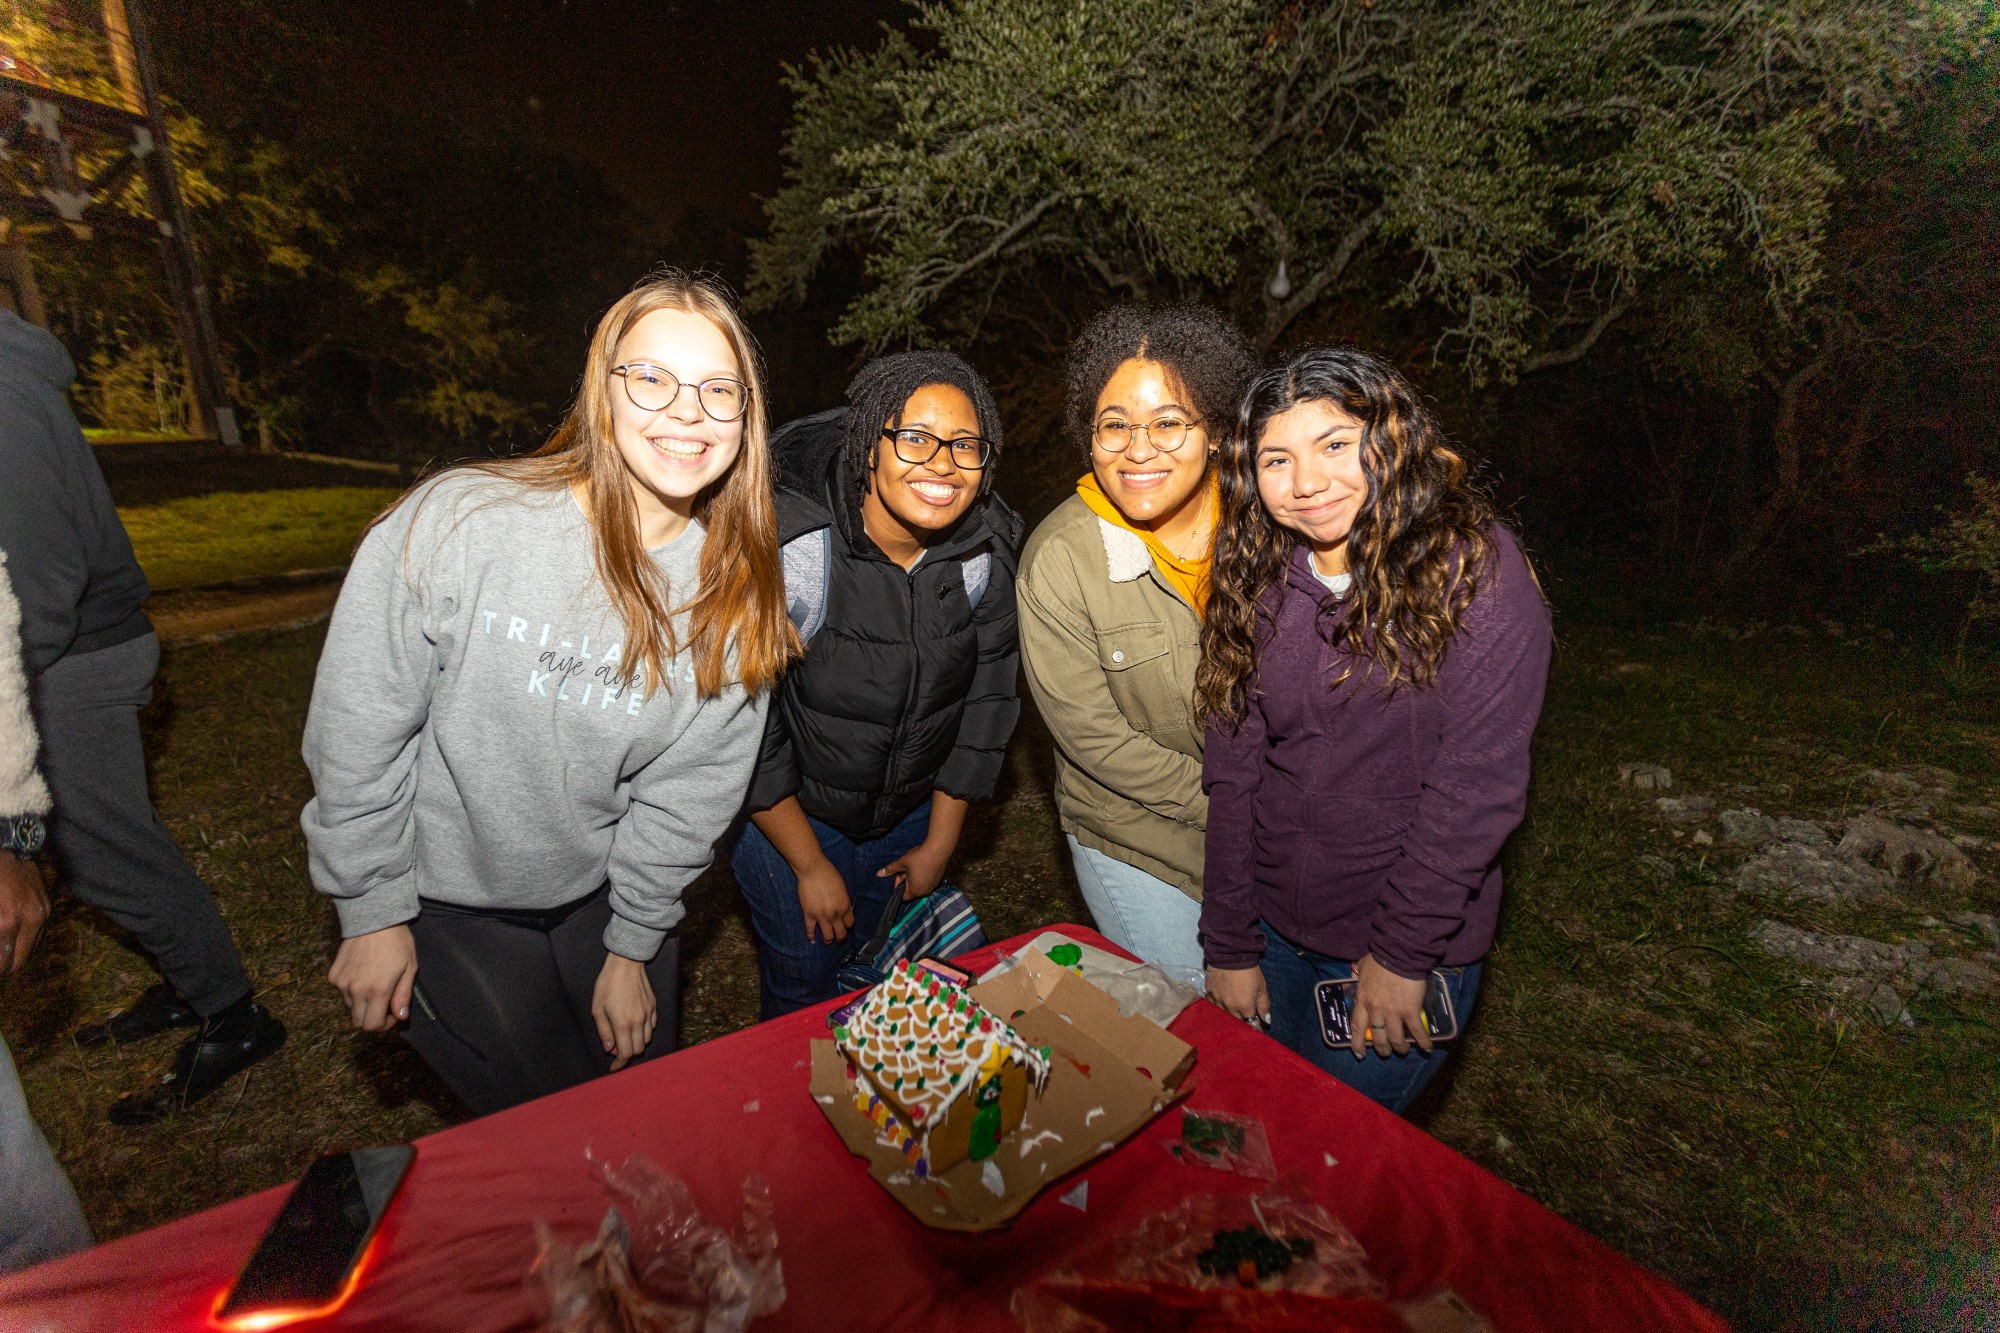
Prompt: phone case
<box><xmin>1314</xmin><ymin>969</ymin><xmax>1461</xmax><ymax>1048</ymax></box>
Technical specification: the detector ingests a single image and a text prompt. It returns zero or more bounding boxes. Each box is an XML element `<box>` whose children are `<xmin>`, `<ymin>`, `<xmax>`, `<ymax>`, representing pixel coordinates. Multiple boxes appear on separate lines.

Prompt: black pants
<box><xmin>32</xmin><ymin>633</ymin><xmax>252</xmax><ymax>1017</ymax></box>
<box><xmin>405</xmin><ymin>886</ymin><xmax>680</xmax><ymax>1117</ymax></box>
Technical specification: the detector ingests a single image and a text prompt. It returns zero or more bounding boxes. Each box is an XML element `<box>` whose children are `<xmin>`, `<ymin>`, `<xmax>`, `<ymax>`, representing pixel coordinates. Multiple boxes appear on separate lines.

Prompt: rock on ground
<box><xmin>1821</xmin><ymin>976</ymin><xmax>1913</xmax><ymax>1026</ymax></box>
<box><xmin>1720</xmin><ymin>808</ymin><xmax>1776</xmax><ymax>845</ymax></box>
<box><xmin>1753</xmin><ymin>921</ymin><xmax>1997</xmax><ymax>1001</ymax></box>
<box><xmin>1753</xmin><ymin>921</ymin><xmax>1901</xmax><ymax>974</ymax></box>
<box><xmin>1773</xmin><ymin>818</ymin><xmax>1832</xmax><ymax>849</ymax></box>
<box><xmin>1734</xmin><ymin>843</ymin><xmax>1896</xmax><ymax>906</ymax></box>
<box><xmin>1837</xmin><ymin>815</ymin><xmax>1978</xmax><ymax>892</ymax></box>
<box><xmin>1948</xmin><ymin>912</ymin><xmax>2000</xmax><ymax>948</ymax></box>
<box><xmin>1655</xmin><ymin>796</ymin><xmax>1715</xmax><ymax>824</ymax></box>
<box><xmin>1620</xmin><ymin>763</ymin><xmax>1672</xmax><ymax>791</ymax></box>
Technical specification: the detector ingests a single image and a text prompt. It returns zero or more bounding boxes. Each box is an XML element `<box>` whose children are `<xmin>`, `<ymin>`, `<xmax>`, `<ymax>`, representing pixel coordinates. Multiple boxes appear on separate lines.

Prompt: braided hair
<box><xmin>840</xmin><ymin>351</ymin><xmax>1006</xmax><ymax>505</ymax></box>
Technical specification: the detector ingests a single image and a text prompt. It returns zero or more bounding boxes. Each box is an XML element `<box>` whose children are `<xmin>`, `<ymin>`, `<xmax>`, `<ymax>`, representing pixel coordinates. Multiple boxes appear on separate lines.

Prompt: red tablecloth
<box><xmin>0</xmin><ymin>926</ymin><xmax>1724</xmax><ymax>1332</ymax></box>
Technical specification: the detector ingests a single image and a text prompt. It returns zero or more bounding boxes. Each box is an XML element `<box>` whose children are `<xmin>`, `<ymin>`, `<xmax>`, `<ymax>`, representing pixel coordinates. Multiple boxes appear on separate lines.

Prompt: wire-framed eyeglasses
<box><xmin>1093</xmin><ymin>413</ymin><xmax>1205</xmax><ymax>454</ymax></box>
<box><xmin>880</xmin><ymin>426</ymin><xmax>994</xmax><ymax>471</ymax></box>
<box><xmin>610</xmin><ymin>363</ymin><xmax>751</xmax><ymax>423</ymax></box>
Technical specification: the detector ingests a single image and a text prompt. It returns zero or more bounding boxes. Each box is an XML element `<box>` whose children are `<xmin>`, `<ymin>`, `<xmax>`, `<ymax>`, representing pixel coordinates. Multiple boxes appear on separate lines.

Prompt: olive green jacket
<box><xmin>1018</xmin><ymin>493</ymin><xmax>1205</xmax><ymax>899</ymax></box>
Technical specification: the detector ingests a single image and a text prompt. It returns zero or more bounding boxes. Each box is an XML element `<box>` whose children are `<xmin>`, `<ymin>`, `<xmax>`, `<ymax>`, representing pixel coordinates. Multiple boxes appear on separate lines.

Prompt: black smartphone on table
<box><xmin>213</xmin><ymin>1144</ymin><xmax>414</xmax><ymax>1325</ymax></box>
<box><xmin>1315</xmin><ymin>969</ymin><xmax>1462</xmax><ymax>1048</ymax></box>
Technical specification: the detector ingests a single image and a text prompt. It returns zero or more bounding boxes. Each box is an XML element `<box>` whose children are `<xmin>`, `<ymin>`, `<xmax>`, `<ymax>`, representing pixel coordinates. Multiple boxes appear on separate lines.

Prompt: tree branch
<box><xmin>904</xmin><ymin>191</ymin><xmax>1067</xmax><ymax>306</ymax></box>
<box><xmin>1257</xmin><ymin>206</ymin><xmax>1384</xmax><ymax>349</ymax></box>
<box><xmin>1521</xmin><ymin>301</ymin><xmax>1630</xmax><ymax>372</ymax></box>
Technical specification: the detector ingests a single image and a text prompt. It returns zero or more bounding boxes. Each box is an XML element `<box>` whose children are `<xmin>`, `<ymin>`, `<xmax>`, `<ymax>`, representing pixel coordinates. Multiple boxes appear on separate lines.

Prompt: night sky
<box><xmin>335</xmin><ymin>0</ymin><xmax>908</xmax><ymax>227</ymax></box>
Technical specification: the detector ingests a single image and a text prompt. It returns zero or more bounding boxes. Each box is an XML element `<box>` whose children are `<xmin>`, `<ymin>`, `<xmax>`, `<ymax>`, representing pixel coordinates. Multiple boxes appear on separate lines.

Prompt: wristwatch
<box><xmin>1</xmin><ymin>813</ymin><xmax>46</xmax><ymax>859</ymax></box>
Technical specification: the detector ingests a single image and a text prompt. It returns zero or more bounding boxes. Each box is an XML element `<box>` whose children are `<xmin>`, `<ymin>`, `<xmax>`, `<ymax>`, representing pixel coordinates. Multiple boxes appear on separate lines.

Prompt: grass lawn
<box><xmin>4</xmin><ymin>619</ymin><xmax>1994</xmax><ymax>1329</ymax></box>
<box><xmin>117</xmin><ymin>487</ymin><xmax>400</xmax><ymax>590</ymax></box>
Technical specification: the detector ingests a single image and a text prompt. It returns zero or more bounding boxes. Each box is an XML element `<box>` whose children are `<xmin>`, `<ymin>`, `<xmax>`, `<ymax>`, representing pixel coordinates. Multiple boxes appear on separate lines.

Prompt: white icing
<box><xmin>1017</xmin><ymin>1129</ymin><xmax>1064</xmax><ymax>1158</ymax></box>
<box><xmin>1059</xmin><ymin>1180</ymin><xmax>1089</xmax><ymax>1211</ymax></box>
<box><xmin>981</xmin><ymin>1160</ymin><xmax>1006</xmax><ymax>1196</ymax></box>
<box><xmin>1085</xmin><ymin>1106</ymin><xmax>1105</xmax><ymax>1125</ymax></box>
<box><xmin>833</xmin><ymin>963</ymin><xmax>1052</xmax><ymax>1171</ymax></box>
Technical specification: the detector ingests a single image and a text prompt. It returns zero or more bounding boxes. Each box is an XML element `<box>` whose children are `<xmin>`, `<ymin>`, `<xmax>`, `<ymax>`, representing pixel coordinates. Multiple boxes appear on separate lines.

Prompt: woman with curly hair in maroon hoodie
<box><xmin>1197</xmin><ymin>346</ymin><xmax>1551</xmax><ymax>1114</ymax></box>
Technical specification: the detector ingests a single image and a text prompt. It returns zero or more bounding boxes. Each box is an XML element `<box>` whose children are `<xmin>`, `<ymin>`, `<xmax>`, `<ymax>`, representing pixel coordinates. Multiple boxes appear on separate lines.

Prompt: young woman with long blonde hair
<box><xmin>302</xmin><ymin>271</ymin><xmax>796</xmax><ymax>1114</ymax></box>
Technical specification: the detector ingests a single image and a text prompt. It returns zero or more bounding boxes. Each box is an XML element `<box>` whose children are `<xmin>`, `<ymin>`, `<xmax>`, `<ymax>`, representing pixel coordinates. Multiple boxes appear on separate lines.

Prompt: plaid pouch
<box><xmin>834</xmin><ymin>882</ymin><xmax>988</xmax><ymax>993</ymax></box>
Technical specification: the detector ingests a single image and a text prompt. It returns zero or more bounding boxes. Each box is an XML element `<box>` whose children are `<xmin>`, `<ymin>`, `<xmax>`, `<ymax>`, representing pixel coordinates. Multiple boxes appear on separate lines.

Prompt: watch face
<box><xmin>2</xmin><ymin>814</ymin><xmax>43</xmax><ymax>856</ymax></box>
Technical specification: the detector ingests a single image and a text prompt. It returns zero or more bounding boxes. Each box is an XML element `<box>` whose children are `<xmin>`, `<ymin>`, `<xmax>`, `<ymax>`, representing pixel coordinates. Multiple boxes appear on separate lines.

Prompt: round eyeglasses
<box><xmin>611</xmin><ymin>363</ymin><xmax>751</xmax><ymax>423</ymax></box>
<box><xmin>881</xmin><ymin>426</ymin><xmax>994</xmax><ymax>471</ymax></box>
<box><xmin>1093</xmin><ymin>413</ymin><xmax>1204</xmax><ymax>454</ymax></box>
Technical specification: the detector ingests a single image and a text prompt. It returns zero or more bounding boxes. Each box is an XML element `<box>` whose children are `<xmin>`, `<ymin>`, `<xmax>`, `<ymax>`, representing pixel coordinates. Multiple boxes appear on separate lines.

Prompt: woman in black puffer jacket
<box><xmin>735</xmin><ymin>351</ymin><xmax>1022</xmax><ymax>1017</ymax></box>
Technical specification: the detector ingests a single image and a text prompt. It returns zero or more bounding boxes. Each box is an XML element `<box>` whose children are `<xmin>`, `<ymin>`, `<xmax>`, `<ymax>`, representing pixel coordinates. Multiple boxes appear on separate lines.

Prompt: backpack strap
<box><xmin>961</xmin><ymin>551</ymin><xmax>991</xmax><ymax>611</ymax></box>
<box><xmin>782</xmin><ymin>527</ymin><xmax>831</xmax><ymax>642</ymax></box>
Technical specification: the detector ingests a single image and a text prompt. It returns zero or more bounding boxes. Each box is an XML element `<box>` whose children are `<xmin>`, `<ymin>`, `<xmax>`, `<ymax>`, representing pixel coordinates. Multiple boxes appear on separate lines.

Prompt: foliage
<box><xmin>83</xmin><ymin>339</ymin><xmax>190</xmax><ymax>432</ymax></box>
<box><xmin>1</xmin><ymin>1</ymin><xmax>617</xmax><ymax>459</ymax></box>
<box><xmin>753</xmin><ymin>0</ymin><xmax>1962</xmax><ymax>380</ymax></box>
<box><xmin>1870</xmin><ymin>474</ymin><xmax>2000</xmax><ymax>627</ymax></box>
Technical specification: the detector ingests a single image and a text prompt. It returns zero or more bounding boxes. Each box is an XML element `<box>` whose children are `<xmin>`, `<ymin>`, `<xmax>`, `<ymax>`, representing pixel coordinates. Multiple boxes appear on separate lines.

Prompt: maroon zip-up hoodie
<box><xmin>1200</xmin><ymin>527</ymin><xmax>1551</xmax><ymax>979</ymax></box>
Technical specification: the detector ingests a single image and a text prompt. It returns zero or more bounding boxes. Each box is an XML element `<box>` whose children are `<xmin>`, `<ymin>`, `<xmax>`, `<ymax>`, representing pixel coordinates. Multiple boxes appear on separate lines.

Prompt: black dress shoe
<box><xmin>74</xmin><ymin>982</ymin><xmax>203</xmax><ymax>1048</ymax></box>
<box><xmin>107</xmin><ymin>1001</ymin><xmax>287</xmax><ymax>1125</ymax></box>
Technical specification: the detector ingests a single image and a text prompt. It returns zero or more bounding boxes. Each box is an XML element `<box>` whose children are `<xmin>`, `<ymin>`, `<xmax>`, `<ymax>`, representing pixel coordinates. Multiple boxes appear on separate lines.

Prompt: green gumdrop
<box><xmin>1048</xmin><ymin>943</ymin><xmax>1083</xmax><ymax>968</ymax></box>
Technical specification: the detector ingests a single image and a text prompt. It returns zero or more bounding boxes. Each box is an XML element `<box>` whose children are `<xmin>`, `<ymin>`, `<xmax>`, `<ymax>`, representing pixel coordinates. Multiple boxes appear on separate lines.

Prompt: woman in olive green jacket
<box><xmin>1018</xmin><ymin>305</ymin><xmax>1256</xmax><ymax>977</ymax></box>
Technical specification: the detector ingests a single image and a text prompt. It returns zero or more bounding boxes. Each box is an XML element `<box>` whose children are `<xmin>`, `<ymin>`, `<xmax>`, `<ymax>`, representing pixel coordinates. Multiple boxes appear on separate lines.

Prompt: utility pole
<box><xmin>99</xmin><ymin>0</ymin><xmax>239</xmax><ymax>446</ymax></box>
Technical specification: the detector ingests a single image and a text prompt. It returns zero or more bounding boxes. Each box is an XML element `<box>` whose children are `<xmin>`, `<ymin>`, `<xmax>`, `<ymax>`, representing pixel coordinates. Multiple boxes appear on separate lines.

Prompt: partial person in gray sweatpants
<box><xmin>0</xmin><ymin>309</ymin><xmax>284</xmax><ymax>1125</ymax></box>
<box><xmin>0</xmin><ymin>547</ymin><xmax>92</xmax><ymax>1273</ymax></box>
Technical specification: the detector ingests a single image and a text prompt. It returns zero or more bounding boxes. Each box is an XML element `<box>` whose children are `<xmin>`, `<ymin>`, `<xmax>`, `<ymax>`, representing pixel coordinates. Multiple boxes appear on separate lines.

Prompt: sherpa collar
<box><xmin>1094</xmin><ymin>517</ymin><xmax>1153</xmax><ymax>584</ymax></box>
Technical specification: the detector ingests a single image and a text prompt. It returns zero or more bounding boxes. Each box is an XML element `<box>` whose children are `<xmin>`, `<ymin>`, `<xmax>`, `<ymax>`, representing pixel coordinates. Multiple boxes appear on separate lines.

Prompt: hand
<box><xmin>797</xmin><ymin>861</ymin><xmax>854</xmax><ymax>946</ymax></box>
<box><xmin>1206</xmin><ymin>965</ymin><xmax>1270</xmax><ymax>1026</ymax></box>
<box><xmin>0</xmin><ymin>856</ymin><xmax>49</xmax><ymax>980</ymax></box>
<box><xmin>593</xmin><ymin>953</ymin><xmax>657</xmax><ymax>1072</ymax></box>
<box><xmin>328</xmin><ymin>925</ymin><xmax>418</xmax><ymax>1033</ymax></box>
<box><xmin>1350</xmin><ymin>953</ymin><xmax>1433</xmax><ymax>1059</ymax></box>
<box><xmin>879</xmin><ymin>840</ymin><xmax>951</xmax><ymax>902</ymax></box>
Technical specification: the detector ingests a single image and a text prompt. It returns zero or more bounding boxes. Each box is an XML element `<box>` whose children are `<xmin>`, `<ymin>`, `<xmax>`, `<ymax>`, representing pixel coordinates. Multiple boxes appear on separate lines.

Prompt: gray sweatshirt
<box><xmin>300</xmin><ymin>472</ymin><xmax>768</xmax><ymax>961</ymax></box>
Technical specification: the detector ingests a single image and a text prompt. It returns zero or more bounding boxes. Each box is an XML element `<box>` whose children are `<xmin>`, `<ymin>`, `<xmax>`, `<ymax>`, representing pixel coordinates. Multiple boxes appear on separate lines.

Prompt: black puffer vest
<box><xmin>746</xmin><ymin>409</ymin><xmax>1024</xmax><ymax>842</ymax></box>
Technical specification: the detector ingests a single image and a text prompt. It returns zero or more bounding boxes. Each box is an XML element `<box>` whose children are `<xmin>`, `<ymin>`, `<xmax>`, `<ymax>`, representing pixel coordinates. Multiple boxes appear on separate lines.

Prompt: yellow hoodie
<box><xmin>1074</xmin><ymin>471</ymin><xmax>1216</xmax><ymax>613</ymax></box>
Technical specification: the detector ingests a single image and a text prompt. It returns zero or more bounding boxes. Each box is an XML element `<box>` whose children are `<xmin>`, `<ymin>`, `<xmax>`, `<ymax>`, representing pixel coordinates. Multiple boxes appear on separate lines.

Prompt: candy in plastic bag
<box><xmin>1166</xmin><ymin>1108</ymin><xmax>1277</xmax><ymax>1180</ymax></box>
<box><xmin>534</xmin><ymin>1151</ymin><xmax>785</xmax><ymax>1333</ymax></box>
<box><xmin>1012</xmin><ymin>1183</ymin><xmax>1386</xmax><ymax>1331</ymax></box>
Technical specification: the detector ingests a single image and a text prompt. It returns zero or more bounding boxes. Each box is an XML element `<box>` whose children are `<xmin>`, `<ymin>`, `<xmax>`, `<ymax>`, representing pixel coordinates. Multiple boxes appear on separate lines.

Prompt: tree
<box><xmin>752</xmin><ymin>0</ymin><xmax>1964</xmax><ymax>383</ymax></box>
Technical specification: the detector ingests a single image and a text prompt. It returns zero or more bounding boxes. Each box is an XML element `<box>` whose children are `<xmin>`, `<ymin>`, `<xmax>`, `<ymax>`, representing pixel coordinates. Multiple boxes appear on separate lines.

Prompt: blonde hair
<box><xmin>393</xmin><ymin>270</ymin><xmax>798</xmax><ymax>697</ymax></box>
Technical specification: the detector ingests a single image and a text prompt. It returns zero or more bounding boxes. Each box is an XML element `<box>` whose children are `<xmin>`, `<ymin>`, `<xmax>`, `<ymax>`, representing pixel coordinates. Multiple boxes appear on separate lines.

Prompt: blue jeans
<box><xmin>1258</xmin><ymin>920</ymin><xmax>1483</xmax><ymax>1116</ymax></box>
<box><xmin>732</xmin><ymin>802</ymin><xmax>931</xmax><ymax>1020</ymax></box>
<box><xmin>1</xmin><ymin>1036</ymin><xmax>92</xmax><ymax>1273</ymax></box>
<box><xmin>1065</xmin><ymin>837</ymin><xmax>1205</xmax><ymax>986</ymax></box>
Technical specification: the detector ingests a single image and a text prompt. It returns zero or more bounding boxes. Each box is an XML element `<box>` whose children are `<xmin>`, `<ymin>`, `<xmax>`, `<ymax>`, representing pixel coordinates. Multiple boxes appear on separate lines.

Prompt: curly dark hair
<box><xmin>840</xmin><ymin>350</ymin><xmax>1006</xmax><ymax>505</ymax></box>
<box><xmin>1198</xmin><ymin>346</ymin><xmax>1498</xmax><ymax>724</ymax></box>
<box><xmin>1063</xmin><ymin>304</ymin><xmax>1258</xmax><ymax>457</ymax></box>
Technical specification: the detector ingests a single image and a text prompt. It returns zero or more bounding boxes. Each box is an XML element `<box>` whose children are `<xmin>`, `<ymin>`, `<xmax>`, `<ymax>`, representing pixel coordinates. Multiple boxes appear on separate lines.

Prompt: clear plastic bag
<box><xmin>979</xmin><ymin>935</ymin><xmax>1202</xmax><ymax>1027</ymax></box>
<box><xmin>1165</xmin><ymin>1109</ymin><xmax>1277</xmax><ymax>1181</ymax></box>
<box><xmin>1012</xmin><ymin>1183</ymin><xmax>1492</xmax><ymax>1332</ymax></box>
<box><xmin>534</xmin><ymin>1152</ymin><xmax>785</xmax><ymax>1333</ymax></box>
<box><xmin>1013</xmin><ymin>1181</ymin><xmax>1388</xmax><ymax>1331</ymax></box>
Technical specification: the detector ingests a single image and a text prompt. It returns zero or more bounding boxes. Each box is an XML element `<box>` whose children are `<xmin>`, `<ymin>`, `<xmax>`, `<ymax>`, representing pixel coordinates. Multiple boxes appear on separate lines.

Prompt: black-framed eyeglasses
<box><xmin>1093</xmin><ymin>413</ymin><xmax>1204</xmax><ymax>454</ymax></box>
<box><xmin>610</xmin><ymin>363</ymin><xmax>752</xmax><ymax>423</ymax></box>
<box><xmin>880</xmin><ymin>426</ymin><xmax>994</xmax><ymax>471</ymax></box>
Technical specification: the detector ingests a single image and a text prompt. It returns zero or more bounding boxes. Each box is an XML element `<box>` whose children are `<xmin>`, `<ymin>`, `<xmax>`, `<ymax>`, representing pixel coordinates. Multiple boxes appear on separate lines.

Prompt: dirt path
<box><xmin>148</xmin><ymin>580</ymin><xmax>343</xmax><ymax>645</ymax></box>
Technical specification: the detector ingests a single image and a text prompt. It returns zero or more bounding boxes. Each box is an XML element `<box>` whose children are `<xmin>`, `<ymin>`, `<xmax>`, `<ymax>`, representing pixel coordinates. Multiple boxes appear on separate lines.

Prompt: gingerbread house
<box><xmin>833</xmin><ymin>960</ymin><xmax>1052</xmax><ymax>1178</ymax></box>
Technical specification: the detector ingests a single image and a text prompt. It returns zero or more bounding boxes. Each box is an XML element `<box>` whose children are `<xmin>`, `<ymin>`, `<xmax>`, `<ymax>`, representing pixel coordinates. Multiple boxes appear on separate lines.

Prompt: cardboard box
<box><xmin>809</xmin><ymin>949</ymin><xmax>1196</xmax><ymax>1230</ymax></box>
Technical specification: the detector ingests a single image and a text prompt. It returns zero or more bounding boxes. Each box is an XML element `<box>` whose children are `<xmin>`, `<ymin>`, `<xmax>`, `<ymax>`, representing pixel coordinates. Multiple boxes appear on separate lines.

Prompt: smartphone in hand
<box><xmin>1314</xmin><ymin>969</ymin><xmax>1461</xmax><ymax>1049</ymax></box>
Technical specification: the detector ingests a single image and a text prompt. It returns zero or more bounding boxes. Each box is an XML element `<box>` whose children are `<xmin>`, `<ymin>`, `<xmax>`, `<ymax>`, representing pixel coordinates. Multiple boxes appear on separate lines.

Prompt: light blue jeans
<box><xmin>1</xmin><ymin>1036</ymin><xmax>91</xmax><ymax>1273</ymax></box>
<box><xmin>1065</xmin><ymin>836</ymin><xmax>1205</xmax><ymax>986</ymax></box>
